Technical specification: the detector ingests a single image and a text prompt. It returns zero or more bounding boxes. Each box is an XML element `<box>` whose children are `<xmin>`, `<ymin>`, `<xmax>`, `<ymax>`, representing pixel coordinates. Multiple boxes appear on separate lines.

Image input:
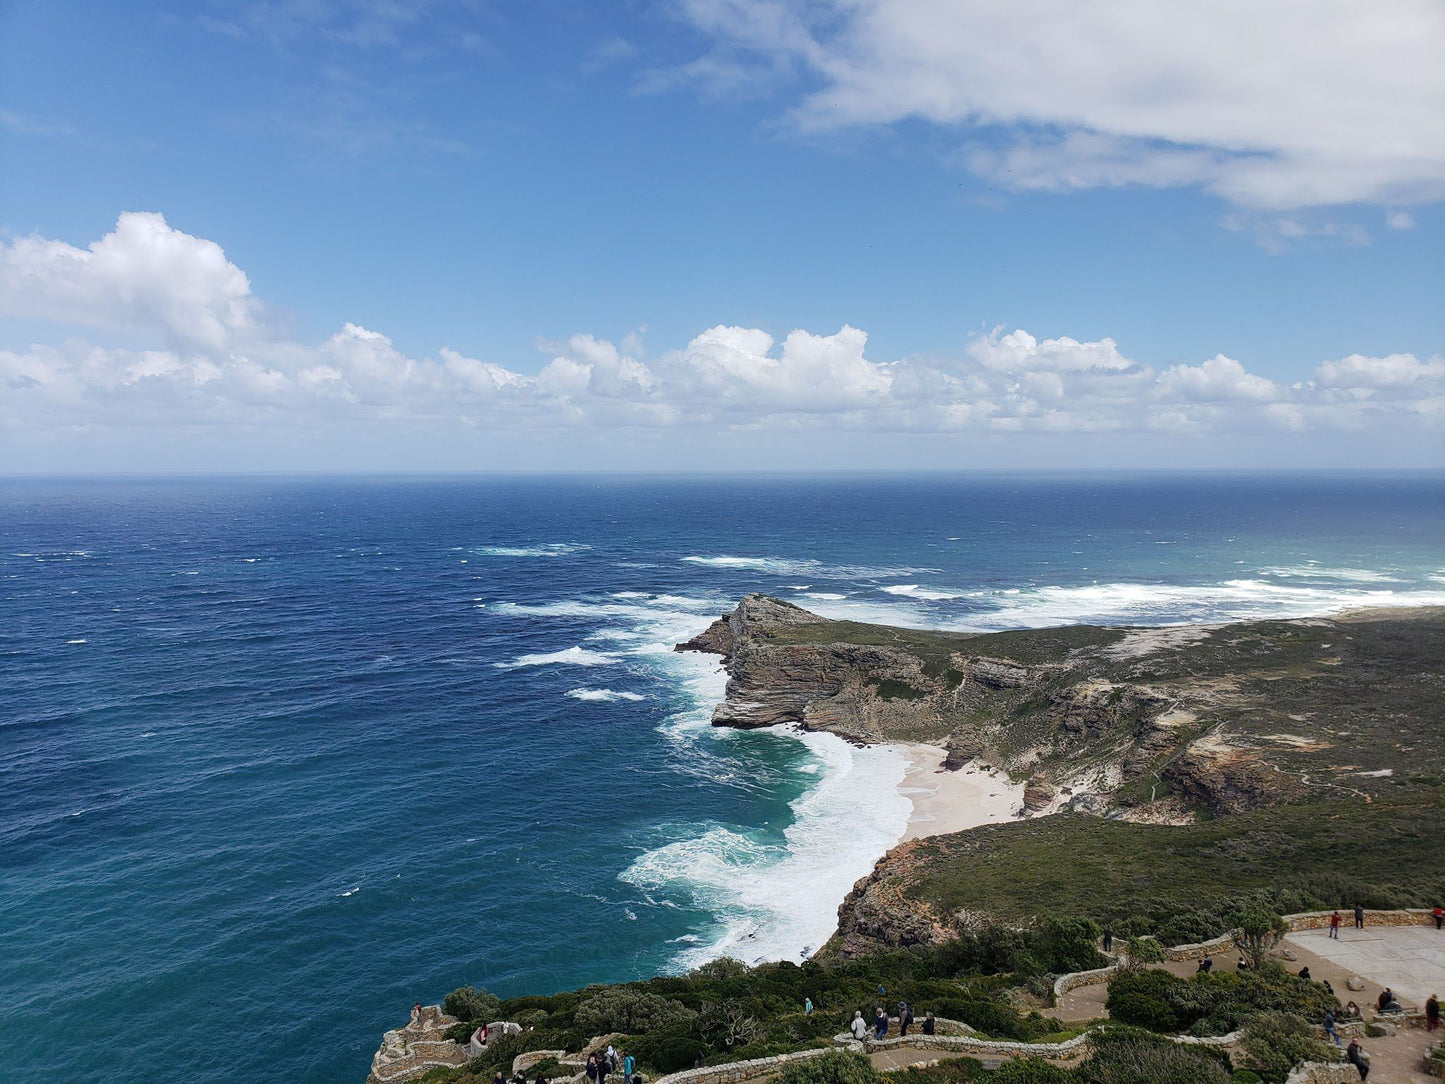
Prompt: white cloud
<box><xmin>0</xmin><ymin>212</ymin><xmax>259</xmax><ymax>349</ymax></box>
<box><xmin>0</xmin><ymin>214</ymin><xmax>1440</xmax><ymax>460</ymax></box>
<box><xmin>1157</xmin><ymin>355</ymin><xmax>1280</xmax><ymax>402</ymax></box>
<box><xmin>666</xmin><ymin>0</ymin><xmax>1445</xmax><ymax>211</ymax></box>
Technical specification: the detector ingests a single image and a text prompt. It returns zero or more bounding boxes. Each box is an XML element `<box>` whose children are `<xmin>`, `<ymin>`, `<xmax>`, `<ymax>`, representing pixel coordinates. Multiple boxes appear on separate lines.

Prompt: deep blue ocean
<box><xmin>3</xmin><ymin>473</ymin><xmax>1443</xmax><ymax>1084</ymax></box>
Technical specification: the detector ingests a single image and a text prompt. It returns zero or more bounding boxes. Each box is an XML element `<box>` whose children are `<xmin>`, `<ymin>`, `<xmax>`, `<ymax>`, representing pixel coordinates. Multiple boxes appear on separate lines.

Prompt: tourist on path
<box><xmin>585</xmin><ymin>1056</ymin><xmax>599</xmax><ymax>1084</ymax></box>
<box><xmin>1323</xmin><ymin>1009</ymin><xmax>1342</xmax><ymax>1047</ymax></box>
<box><xmin>897</xmin><ymin>1001</ymin><xmax>912</xmax><ymax>1036</ymax></box>
<box><xmin>921</xmin><ymin>1012</ymin><xmax>936</xmax><ymax>1036</ymax></box>
<box><xmin>1299</xmin><ymin>966</ymin><xmax>1311</xmax><ymax>980</ymax></box>
<box><xmin>804</xmin><ymin>997</ymin><xmax>812</xmax><ymax>1015</ymax></box>
<box><xmin>1377</xmin><ymin>987</ymin><xmax>1394</xmax><ymax>1012</ymax></box>
<box><xmin>851</xmin><ymin>1011</ymin><xmax>868</xmax><ymax>1041</ymax></box>
<box><xmin>598</xmin><ymin>1053</ymin><xmax>611</xmax><ymax>1084</ymax></box>
<box><xmin>1346</xmin><ymin>1039</ymin><xmax>1370</xmax><ymax>1080</ymax></box>
<box><xmin>624</xmin><ymin>1051</ymin><xmax>636</xmax><ymax>1081</ymax></box>
<box><xmin>1197</xmin><ymin>954</ymin><xmax>1212</xmax><ymax>973</ymax></box>
<box><xmin>874</xmin><ymin>1007</ymin><xmax>889</xmax><ymax>1040</ymax></box>
<box><xmin>1102</xmin><ymin>928</ymin><xmax>1113</xmax><ymax>953</ymax></box>
<box><xmin>494</xmin><ymin>1072</ymin><xmax>507</xmax><ymax>1084</ymax></box>
<box><xmin>1433</xmin><ymin>905</ymin><xmax>1443</xmax><ymax>930</ymax></box>
<box><xmin>1427</xmin><ymin>994</ymin><xmax>1441</xmax><ymax>1032</ymax></box>
<box><xmin>1354</xmin><ymin>904</ymin><xmax>1365</xmax><ymax>929</ymax></box>
<box><xmin>1330</xmin><ymin>911</ymin><xmax>1341</xmax><ymax>938</ymax></box>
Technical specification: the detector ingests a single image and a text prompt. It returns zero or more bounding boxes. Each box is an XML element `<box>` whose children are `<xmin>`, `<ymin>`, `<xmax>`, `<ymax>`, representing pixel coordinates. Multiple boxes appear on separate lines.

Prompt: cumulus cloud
<box><xmin>0</xmin><ymin>212</ymin><xmax>259</xmax><ymax>349</ymax></box>
<box><xmin>0</xmin><ymin>214</ymin><xmax>1440</xmax><ymax>457</ymax></box>
<box><xmin>664</xmin><ymin>0</ymin><xmax>1445</xmax><ymax>211</ymax></box>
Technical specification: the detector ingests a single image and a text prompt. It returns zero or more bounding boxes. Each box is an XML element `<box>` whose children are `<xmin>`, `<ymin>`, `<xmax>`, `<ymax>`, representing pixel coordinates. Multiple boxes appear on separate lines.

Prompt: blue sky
<box><xmin>1</xmin><ymin>0</ymin><xmax>1442</xmax><ymax>471</ymax></box>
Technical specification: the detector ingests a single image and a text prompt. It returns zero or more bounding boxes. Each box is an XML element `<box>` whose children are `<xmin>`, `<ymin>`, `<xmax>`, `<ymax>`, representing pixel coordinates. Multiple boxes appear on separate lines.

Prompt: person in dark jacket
<box><xmin>1102</xmin><ymin>928</ymin><xmax>1113</xmax><ymax>953</ymax></box>
<box><xmin>1354</xmin><ymin>904</ymin><xmax>1365</xmax><ymax>929</ymax></box>
<box><xmin>1197</xmin><ymin>955</ymin><xmax>1213</xmax><ymax>973</ymax></box>
<box><xmin>897</xmin><ymin>1001</ymin><xmax>912</xmax><ymax>1036</ymax></box>
<box><xmin>1323</xmin><ymin>1009</ymin><xmax>1342</xmax><ymax>1047</ymax></box>
<box><xmin>1426</xmin><ymin>994</ymin><xmax>1440</xmax><ymax>1032</ymax></box>
<box><xmin>1346</xmin><ymin>1039</ymin><xmax>1370</xmax><ymax>1080</ymax></box>
<box><xmin>585</xmin><ymin>1056</ymin><xmax>599</xmax><ymax>1084</ymax></box>
<box><xmin>1299</xmin><ymin>966</ymin><xmax>1311</xmax><ymax>980</ymax></box>
<box><xmin>921</xmin><ymin>1011</ymin><xmax>936</xmax><ymax>1035</ymax></box>
<box><xmin>874</xmin><ymin>1007</ymin><xmax>889</xmax><ymax>1040</ymax></box>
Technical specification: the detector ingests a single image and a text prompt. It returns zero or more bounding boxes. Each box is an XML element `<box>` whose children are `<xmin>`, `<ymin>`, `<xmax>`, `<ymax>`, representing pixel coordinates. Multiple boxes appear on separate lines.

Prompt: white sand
<box><xmin>896</xmin><ymin>743</ymin><xmax>1026</xmax><ymax>841</ymax></box>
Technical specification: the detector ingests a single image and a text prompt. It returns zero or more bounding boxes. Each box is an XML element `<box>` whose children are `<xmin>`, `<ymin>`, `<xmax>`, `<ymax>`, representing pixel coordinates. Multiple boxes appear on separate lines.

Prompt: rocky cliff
<box><xmin>678</xmin><ymin>598</ymin><xmax>1445</xmax><ymax>955</ymax></box>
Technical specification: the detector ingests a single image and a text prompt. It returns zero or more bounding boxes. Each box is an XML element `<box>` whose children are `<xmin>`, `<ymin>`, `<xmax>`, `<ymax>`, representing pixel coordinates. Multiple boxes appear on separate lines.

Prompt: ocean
<box><xmin>2</xmin><ymin>472</ymin><xmax>1442</xmax><ymax>1084</ymax></box>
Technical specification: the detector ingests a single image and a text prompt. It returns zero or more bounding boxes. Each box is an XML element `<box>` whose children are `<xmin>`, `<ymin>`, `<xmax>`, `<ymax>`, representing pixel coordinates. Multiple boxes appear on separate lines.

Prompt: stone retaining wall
<box><xmin>1053</xmin><ymin>965</ymin><xmax>1116</xmax><ymax>998</ymax></box>
<box><xmin>651</xmin><ymin>1046</ymin><xmax>835</xmax><ymax>1084</ymax></box>
<box><xmin>851</xmin><ymin>1032</ymin><xmax>1092</xmax><ymax>1062</ymax></box>
<box><xmin>1283</xmin><ymin>1061</ymin><xmax>1355</xmax><ymax>1084</ymax></box>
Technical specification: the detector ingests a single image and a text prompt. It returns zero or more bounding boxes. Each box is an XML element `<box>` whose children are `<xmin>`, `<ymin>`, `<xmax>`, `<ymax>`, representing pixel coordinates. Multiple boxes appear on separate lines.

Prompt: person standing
<box><xmin>623</xmin><ymin>1051</ymin><xmax>636</xmax><ymax>1082</ymax></box>
<box><xmin>1330</xmin><ymin>911</ymin><xmax>1342</xmax><ymax>939</ymax></box>
<box><xmin>897</xmin><ymin>1001</ymin><xmax>912</xmax><ymax>1036</ymax></box>
<box><xmin>1102</xmin><ymin>928</ymin><xmax>1113</xmax><ymax>953</ymax></box>
<box><xmin>921</xmin><ymin>1011</ymin><xmax>936</xmax><ymax>1036</ymax></box>
<box><xmin>1427</xmin><ymin>994</ymin><xmax>1441</xmax><ymax>1032</ymax></box>
<box><xmin>1354</xmin><ymin>904</ymin><xmax>1365</xmax><ymax>930</ymax></box>
<box><xmin>804</xmin><ymin>997</ymin><xmax>813</xmax><ymax>1015</ymax></box>
<box><xmin>850</xmin><ymin>1011</ymin><xmax>868</xmax><ymax>1042</ymax></box>
<box><xmin>1323</xmin><ymin>1009</ymin><xmax>1342</xmax><ymax>1047</ymax></box>
<box><xmin>1433</xmin><ymin>905</ymin><xmax>1443</xmax><ymax>930</ymax></box>
<box><xmin>585</xmin><ymin>1056</ymin><xmax>599</xmax><ymax>1084</ymax></box>
<box><xmin>1346</xmin><ymin>1039</ymin><xmax>1370</xmax><ymax>1080</ymax></box>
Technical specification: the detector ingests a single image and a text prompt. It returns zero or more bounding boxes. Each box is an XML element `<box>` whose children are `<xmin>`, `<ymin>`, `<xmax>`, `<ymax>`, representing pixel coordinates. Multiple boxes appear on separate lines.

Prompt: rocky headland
<box><xmin>677</xmin><ymin>595</ymin><xmax>1445</xmax><ymax>956</ymax></box>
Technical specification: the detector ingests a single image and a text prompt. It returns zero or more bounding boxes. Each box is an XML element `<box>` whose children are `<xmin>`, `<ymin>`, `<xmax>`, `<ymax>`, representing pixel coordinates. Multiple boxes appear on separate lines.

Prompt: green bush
<box><xmin>776</xmin><ymin>1051</ymin><xmax>885</xmax><ymax>1084</ymax></box>
<box><xmin>1104</xmin><ymin>970</ymin><xmax>1179</xmax><ymax>1033</ymax></box>
<box><xmin>1078</xmin><ymin>1029</ymin><xmax>1231</xmax><ymax>1084</ymax></box>
<box><xmin>628</xmin><ymin>1019</ymin><xmax>703</xmax><ymax>1074</ymax></box>
<box><xmin>989</xmin><ymin>1057</ymin><xmax>1071</xmax><ymax>1084</ymax></box>
<box><xmin>445</xmin><ymin>985</ymin><xmax>501</xmax><ymax>1024</ymax></box>
<box><xmin>575</xmin><ymin>989</ymin><xmax>695</xmax><ymax>1035</ymax></box>
<box><xmin>1241</xmin><ymin>1012</ymin><xmax>1337</xmax><ymax>1084</ymax></box>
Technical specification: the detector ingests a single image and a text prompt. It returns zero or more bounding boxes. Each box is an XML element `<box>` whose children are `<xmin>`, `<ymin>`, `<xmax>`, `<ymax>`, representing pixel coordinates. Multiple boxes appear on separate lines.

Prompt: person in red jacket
<box><xmin>1330</xmin><ymin>911</ymin><xmax>1342</xmax><ymax>939</ymax></box>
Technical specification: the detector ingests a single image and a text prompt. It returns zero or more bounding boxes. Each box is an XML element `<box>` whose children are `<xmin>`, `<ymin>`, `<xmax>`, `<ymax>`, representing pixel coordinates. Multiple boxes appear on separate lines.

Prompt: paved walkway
<box><xmin>1286</xmin><ymin>925</ymin><xmax>1445</xmax><ymax>1006</ymax></box>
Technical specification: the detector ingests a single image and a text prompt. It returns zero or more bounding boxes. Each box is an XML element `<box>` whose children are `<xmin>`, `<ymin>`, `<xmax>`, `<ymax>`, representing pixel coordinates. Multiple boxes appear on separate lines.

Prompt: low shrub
<box><xmin>445</xmin><ymin>985</ymin><xmax>501</xmax><ymax>1024</ymax></box>
<box><xmin>1241</xmin><ymin>1011</ymin><xmax>1338</xmax><ymax>1084</ymax></box>
<box><xmin>575</xmin><ymin>989</ymin><xmax>695</xmax><ymax>1035</ymax></box>
<box><xmin>775</xmin><ymin>1051</ymin><xmax>885</xmax><ymax>1084</ymax></box>
<box><xmin>1104</xmin><ymin>970</ymin><xmax>1179</xmax><ymax>1033</ymax></box>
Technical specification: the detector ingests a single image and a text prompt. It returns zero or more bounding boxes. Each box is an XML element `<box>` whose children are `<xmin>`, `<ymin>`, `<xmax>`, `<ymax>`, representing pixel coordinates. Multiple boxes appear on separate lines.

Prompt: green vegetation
<box><xmin>1240</xmin><ymin>1012</ymin><xmax>1338</xmax><ymax>1084</ymax></box>
<box><xmin>1105</xmin><ymin>963</ymin><xmax>1334</xmax><ymax>1037</ymax></box>
<box><xmin>904</xmin><ymin>799</ymin><xmax>1445</xmax><ymax>936</ymax></box>
<box><xmin>1229</xmin><ymin>910</ymin><xmax>1288</xmax><ymax>970</ymax></box>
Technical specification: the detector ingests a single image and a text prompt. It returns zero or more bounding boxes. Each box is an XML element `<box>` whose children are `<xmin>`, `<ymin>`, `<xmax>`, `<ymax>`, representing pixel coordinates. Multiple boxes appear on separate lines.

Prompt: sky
<box><xmin>0</xmin><ymin>0</ymin><xmax>1442</xmax><ymax>472</ymax></box>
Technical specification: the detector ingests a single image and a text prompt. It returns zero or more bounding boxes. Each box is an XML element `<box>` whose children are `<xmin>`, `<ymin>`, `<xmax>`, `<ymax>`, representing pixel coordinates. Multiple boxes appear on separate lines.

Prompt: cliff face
<box><xmin>679</xmin><ymin>598</ymin><xmax>1445</xmax><ymax>956</ymax></box>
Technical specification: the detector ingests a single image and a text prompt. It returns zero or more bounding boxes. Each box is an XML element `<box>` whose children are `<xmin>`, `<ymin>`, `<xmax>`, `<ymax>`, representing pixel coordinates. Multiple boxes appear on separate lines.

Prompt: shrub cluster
<box><xmin>1105</xmin><ymin>964</ymin><xmax>1335</xmax><ymax>1037</ymax></box>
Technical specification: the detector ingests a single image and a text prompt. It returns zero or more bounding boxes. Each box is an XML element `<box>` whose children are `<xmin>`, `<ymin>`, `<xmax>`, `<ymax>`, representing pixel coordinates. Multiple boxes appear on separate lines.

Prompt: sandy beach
<box><xmin>897</xmin><ymin>743</ymin><xmax>1026</xmax><ymax>841</ymax></box>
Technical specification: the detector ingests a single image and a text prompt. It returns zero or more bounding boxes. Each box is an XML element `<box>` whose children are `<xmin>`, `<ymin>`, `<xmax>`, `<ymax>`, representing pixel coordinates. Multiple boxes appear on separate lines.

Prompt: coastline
<box><xmin>896</xmin><ymin>742</ymin><xmax>1026</xmax><ymax>841</ymax></box>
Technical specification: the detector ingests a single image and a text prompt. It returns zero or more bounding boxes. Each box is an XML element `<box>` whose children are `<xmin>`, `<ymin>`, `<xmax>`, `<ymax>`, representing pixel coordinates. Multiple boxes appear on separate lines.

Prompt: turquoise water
<box><xmin>2</xmin><ymin>473</ymin><xmax>1442</xmax><ymax>1083</ymax></box>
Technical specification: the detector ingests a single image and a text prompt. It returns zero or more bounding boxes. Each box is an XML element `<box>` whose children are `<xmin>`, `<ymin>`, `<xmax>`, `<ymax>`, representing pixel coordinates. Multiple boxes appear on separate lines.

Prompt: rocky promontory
<box><xmin>678</xmin><ymin>596</ymin><xmax>1445</xmax><ymax>955</ymax></box>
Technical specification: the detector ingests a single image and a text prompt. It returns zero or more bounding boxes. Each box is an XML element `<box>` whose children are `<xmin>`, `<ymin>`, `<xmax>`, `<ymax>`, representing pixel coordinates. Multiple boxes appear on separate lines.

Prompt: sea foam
<box><xmin>497</xmin><ymin>646</ymin><xmax>621</xmax><ymax>668</ymax></box>
<box><xmin>566</xmin><ymin>688</ymin><xmax>647</xmax><ymax>702</ymax></box>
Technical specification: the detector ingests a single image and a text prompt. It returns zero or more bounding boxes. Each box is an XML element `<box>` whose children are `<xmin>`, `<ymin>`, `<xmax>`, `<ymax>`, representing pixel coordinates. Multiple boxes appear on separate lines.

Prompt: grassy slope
<box><xmin>908</xmin><ymin>796</ymin><xmax>1445</xmax><ymax>928</ymax></box>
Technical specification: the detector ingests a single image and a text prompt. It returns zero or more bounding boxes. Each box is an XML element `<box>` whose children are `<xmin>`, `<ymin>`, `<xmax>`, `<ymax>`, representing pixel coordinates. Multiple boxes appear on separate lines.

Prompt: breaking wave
<box><xmin>497</xmin><ymin>646</ymin><xmax>621</xmax><ymax>668</ymax></box>
<box><xmin>566</xmin><ymin>688</ymin><xmax>647</xmax><ymax>702</ymax></box>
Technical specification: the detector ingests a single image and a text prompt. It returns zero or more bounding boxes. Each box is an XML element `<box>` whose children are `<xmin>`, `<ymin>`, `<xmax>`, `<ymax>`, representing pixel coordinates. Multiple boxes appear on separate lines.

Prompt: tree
<box><xmin>1230</xmin><ymin>909</ymin><xmax>1289</xmax><ymax>970</ymax></box>
<box><xmin>574</xmin><ymin>989</ymin><xmax>695</xmax><ymax>1036</ymax></box>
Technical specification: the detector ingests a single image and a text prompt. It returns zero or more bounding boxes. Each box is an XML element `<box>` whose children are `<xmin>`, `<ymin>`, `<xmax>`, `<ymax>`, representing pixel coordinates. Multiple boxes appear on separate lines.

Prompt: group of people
<box><xmin>848</xmin><ymin>1001</ymin><xmax>937</xmax><ymax>1041</ymax></box>
<box><xmin>583</xmin><ymin>1045</ymin><xmax>637</xmax><ymax>1084</ymax></box>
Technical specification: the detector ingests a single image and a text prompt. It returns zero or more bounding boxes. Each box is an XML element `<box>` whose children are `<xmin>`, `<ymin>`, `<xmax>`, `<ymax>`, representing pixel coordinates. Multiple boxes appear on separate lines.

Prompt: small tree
<box><xmin>697</xmin><ymin>999</ymin><xmax>763</xmax><ymax>1048</ymax></box>
<box><xmin>1231</xmin><ymin>910</ymin><xmax>1289</xmax><ymax>970</ymax></box>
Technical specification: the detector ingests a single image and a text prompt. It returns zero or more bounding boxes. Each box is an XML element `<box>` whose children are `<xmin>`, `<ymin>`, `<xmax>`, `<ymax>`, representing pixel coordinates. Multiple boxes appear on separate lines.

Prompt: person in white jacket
<box><xmin>850</xmin><ymin>1011</ymin><xmax>868</xmax><ymax>1041</ymax></box>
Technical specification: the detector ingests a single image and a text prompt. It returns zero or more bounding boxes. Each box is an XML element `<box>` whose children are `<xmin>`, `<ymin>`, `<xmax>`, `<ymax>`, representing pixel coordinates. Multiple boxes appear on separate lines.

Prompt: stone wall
<box><xmin>1283</xmin><ymin>1061</ymin><xmax>1356</xmax><ymax>1084</ymax></box>
<box><xmin>368</xmin><ymin>1006</ymin><xmax>468</xmax><ymax>1084</ymax></box>
<box><xmin>851</xmin><ymin>1032</ymin><xmax>1093</xmax><ymax>1062</ymax></box>
<box><xmin>1053</xmin><ymin>965</ymin><xmax>1116</xmax><ymax>997</ymax></box>
<box><xmin>651</xmin><ymin>1047</ymin><xmax>835</xmax><ymax>1084</ymax></box>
